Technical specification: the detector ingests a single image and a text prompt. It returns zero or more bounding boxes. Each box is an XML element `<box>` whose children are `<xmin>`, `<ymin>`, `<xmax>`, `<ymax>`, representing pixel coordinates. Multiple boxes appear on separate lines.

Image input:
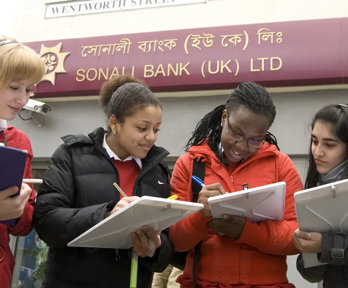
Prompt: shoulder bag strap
<box><xmin>192</xmin><ymin>158</ymin><xmax>205</xmax><ymax>287</ymax></box>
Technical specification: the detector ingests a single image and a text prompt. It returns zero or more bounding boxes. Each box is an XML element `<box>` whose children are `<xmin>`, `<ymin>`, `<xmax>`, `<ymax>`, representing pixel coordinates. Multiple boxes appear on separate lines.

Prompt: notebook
<box><xmin>68</xmin><ymin>196</ymin><xmax>203</xmax><ymax>249</ymax></box>
<box><xmin>295</xmin><ymin>178</ymin><xmax>348</xmax><ymax>267</ymax></box>
<box><xmin>0</xmin><ymin>145</ymin><xmax>27</xmax><ymax>225</ymax></box>
<box><xmin>208</xmin><ymin>182</ymin><xmax>286</xmax><ymax>222</ymax></box>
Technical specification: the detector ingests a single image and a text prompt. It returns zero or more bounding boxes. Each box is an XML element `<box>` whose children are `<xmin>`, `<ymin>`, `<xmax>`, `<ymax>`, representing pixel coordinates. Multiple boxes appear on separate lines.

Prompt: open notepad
<box><xmin>68</xmin><ymin>196</ymin><xmax>203</xmax><ymax>249</ymax></box>
<box><xmin>295</xmin><ymin>178</ymin><xmax>348</xmax><ymax>267</ymax></box>
<box><xmin>0</xmin><ymin>146</ymin><xmax>27</xmax><ymax>226</ymax></box>
<box><xmin>208</xmin><ymin>182</ymin><xmax>286</xmax><ymax>223</ymax></box>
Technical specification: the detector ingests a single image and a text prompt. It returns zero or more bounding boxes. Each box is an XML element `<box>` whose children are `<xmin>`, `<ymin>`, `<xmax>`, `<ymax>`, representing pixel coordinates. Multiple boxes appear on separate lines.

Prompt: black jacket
<box><xmin>34</xmin><ymin>127</ymin><xmax>173</xmax><ymax>288</ymax></box>
<box><xmin>297</xmin><ymin>233</ymin><xmax>348</xmax><ymax>288</ymax></box>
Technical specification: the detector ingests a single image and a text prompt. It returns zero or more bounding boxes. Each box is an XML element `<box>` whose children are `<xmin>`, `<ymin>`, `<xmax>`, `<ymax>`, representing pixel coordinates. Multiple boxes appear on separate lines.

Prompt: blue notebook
<box><xmin>0</xmin><ymin>145</ymin><xmax>27</xmax><ymax>225</ymax></box>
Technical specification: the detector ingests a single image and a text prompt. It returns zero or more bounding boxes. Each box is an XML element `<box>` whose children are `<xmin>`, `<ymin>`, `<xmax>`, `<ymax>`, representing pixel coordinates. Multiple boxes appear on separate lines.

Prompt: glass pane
<box><xmin>10</xmin><ymin>168</ymin><xmax>47</xmax><ymax>288</ymax></box>
<box><xmin>11</xmin><ymin>229</ymin><xmax>48</xmax><ymax>288</ymax></box>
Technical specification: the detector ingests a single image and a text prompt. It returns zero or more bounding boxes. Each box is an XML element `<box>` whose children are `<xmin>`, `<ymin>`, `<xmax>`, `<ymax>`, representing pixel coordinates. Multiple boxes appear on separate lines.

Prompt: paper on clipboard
<box><xmin>0</xmin><ymin>145</ymin><xmax>27</xmax><ymax>225</ymax></box>
<box><xmin>294</xmin><ymin>178</ymin><xmax>348</xmax><ymax>268</ymax></box>
<box><xmin>208</xmin><ymin>182</ymin><xmax>286</xmax><ymax>223</ymax></box>
<box><xmin>68</xmin><ymin>196</ymin><xmax>203</xmax><ymax>249</ymax></box>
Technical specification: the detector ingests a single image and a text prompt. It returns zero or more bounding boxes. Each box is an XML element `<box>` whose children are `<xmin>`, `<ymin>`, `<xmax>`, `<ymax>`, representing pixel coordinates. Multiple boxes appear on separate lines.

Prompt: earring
<box><xmin>113</xmin><ymin>130</ymin><xmax>116</xmax><ymax>135</ymax></box>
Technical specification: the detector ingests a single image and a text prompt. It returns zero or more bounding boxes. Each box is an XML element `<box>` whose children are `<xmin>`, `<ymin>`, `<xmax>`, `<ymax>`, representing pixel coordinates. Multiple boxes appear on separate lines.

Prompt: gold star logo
<box><xmin>39</xmin><ymin>42</ymin><xmax>70</xmax><ymax>85</ymax></box>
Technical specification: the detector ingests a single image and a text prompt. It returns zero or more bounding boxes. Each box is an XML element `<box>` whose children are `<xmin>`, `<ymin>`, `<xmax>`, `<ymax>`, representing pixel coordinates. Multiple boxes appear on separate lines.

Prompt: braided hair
<box><xmin>185</xmin><ymin>82</ymin><xmax>279</xmax><ymax>159</ymax></box>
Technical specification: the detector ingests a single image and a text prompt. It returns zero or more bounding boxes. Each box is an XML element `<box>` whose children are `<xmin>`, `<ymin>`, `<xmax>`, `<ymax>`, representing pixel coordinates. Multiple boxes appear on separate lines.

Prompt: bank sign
<box><xmin>45</xmin><ymin>0</ymin><xmax>207</xmax><ymax>18</ymax></box>
<box><xmin>27</xmin><ymin>18</ymin><xmax>348</xmax><ymax>98</ymax></box>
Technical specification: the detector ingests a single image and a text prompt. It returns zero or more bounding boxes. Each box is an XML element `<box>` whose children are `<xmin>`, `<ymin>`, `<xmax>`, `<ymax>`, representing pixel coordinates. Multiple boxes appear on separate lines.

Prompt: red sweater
<box><xmin>112</xmin><ymin>159</ymin><xmax>140</xmax><ymax>196</ymax></box>
<box><xmin>0</xmin><ymin>125</ymin><xmax>35</xmax><ymax>288</ymax></box>
<box><xmin>169</xmin><ymin>141</ymin><xmax>303</xmax><ymax>286</ymax></box>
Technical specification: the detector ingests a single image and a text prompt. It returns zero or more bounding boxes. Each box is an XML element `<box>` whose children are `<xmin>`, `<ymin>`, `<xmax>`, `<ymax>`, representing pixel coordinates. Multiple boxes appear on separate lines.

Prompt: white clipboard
<box><xmin>294</xmin><ymin>178</ymin><xmax>348</xmax><ymax>267</ymax></box>
<box><xmin>208</xmin><ymin>182</ymin><xmax>286</xmax><ymax>223</ymax></box>
<box><xmin>68</xmin><ymin>196</ymin><xmax>203</xmax><ymax>249</ymax></box>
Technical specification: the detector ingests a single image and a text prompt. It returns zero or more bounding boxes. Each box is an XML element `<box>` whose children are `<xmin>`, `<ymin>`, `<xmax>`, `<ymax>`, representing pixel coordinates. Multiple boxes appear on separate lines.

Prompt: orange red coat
<box><xmin>169</xmin><ymin>141</ymin><xmax>303</xmax><ymax>286</ymax></box>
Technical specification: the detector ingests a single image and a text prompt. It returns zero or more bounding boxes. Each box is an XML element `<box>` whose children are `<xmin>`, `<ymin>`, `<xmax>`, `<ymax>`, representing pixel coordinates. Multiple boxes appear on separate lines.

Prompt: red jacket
<box><xmin>169</xmin><ymin>141</ymin><xmax>303</xmax><ymax>286</ymax></box>
<box><xmin>0</xmin><ymin>126</ymin><xmax>35</xmax><ymax>288</ymax></box>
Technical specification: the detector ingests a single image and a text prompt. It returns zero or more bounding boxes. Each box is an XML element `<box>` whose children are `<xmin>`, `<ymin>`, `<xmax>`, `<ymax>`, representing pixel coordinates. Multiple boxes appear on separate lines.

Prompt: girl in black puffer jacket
<box><xmin>34</xmin><ymin>75</ymin><xmax>174</xmax><ymax>288</ymax></box>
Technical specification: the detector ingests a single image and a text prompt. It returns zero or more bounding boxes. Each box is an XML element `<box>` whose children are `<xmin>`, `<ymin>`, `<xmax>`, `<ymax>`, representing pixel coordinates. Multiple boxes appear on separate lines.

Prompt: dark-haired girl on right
<box><xmin>293</xmin><ymin>104</ymin><xmax>348</xmax><ymax>288</ymax></box>
<box><xmin>169</xmin><ymin>82</ymin><xmax>303</xmax><ymax>287</ymax></box>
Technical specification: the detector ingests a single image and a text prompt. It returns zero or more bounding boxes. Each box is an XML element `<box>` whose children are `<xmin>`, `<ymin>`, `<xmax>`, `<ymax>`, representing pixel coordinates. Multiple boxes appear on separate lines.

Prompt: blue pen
<box><xmin>192</xmin><ymin>175</ymin><xmax>205</xmax><ymax>187</ymax></box>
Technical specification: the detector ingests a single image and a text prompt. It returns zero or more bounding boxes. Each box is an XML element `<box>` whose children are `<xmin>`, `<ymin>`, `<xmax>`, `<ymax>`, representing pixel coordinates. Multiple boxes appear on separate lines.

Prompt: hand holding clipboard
<box><xmin>0</xmin><ymin>146</ymin><xmax>28</xmax><ymax>225</ymax></box>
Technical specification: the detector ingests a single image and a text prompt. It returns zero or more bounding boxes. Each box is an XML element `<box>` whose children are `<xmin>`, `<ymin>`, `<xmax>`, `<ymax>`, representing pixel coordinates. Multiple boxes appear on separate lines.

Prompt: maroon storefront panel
<box><xmin>26</xmin><ymin>17</ymin><xmax>348</xmax><ymax>98</ymax></box>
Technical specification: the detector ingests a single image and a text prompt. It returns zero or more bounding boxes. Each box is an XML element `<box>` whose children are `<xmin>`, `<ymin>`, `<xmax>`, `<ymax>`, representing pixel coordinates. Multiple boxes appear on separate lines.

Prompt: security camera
<box><xmin>23</xmin><ymin>99</ymin><xmax>51</xmax><ymax>115</ymax></box>
<box><xmin>19</xmin><ymin>99</ymin><xmax>52</xmax><ymax>127</ymax></box>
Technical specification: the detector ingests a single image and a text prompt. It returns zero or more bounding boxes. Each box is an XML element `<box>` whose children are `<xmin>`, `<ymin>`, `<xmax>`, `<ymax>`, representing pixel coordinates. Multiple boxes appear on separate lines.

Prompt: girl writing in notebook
<box><xmin>34</xmin><ymin>75</ymin><xmax>173</xmax><ymax>288</ymax></box>
<box><xmin>293</xmin><ymin>104</ymin><xmax>348</xmax><ymax>287</ymax></box>
<box><xmin>169</xmin><ymin>82</ymin><xmax>303</xmax><ymax>287</ymax></box>
<box><xmin>0</xmin><ymin>35</ymin><xmax>45</xmax><ymax>288</ymax></box>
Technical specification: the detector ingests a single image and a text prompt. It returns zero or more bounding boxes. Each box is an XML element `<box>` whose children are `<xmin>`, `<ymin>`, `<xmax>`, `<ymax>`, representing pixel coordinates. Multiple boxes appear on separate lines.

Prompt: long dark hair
<box><xmin>185</xmin><ymin>82</ymin><xmax>279</xmax><ymax>159</ymax></box>
<box><xmin>305</xmin><ymin>104</ymin><xmax>348</xmax><ymax>188</ymax></box>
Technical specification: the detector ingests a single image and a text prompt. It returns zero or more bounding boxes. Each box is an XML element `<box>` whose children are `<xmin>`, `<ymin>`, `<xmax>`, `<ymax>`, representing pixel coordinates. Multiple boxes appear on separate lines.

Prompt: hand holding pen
<box><xmin>111</xmin><ymin>182</ymin><xmax>163</xmax><ymax>256</ymax></box>
<box><xmin>112</xmin><ymin>182</ymin><xmax>162</xmax><ymax>288</ymax></box>
<box><xmin>110</xmin><ymin>182</ymin><xmax>139</xmax><ymax>215</ymax></box>
<box><xmin>192</xmin><ymin>176</ymin><xmax>225</xmax><ymax>217</ymax></box>
<box><xmin>192</xmin><ymin>177</ymin><xmax>246</xmax><ymax>238</ymax></box>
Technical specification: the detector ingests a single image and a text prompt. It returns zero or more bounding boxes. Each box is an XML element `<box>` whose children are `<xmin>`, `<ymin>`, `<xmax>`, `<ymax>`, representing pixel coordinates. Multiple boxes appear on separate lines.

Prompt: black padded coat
<box><xmin>33</xmin><ymin>127</ymin><xmax>173</xmax><ymax>288</ymax></box>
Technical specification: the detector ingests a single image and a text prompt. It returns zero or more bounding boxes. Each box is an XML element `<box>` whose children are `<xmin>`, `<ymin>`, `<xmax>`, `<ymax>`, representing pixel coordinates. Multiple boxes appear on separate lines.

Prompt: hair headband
<box><xmin>110</xmin><ymin>82</ymin><xmax>149</xmax><ymax>104</ymax></box>
<box><xmin>0</xmin><ymin>39</ymin><xmax>17</xmax><ymax>47</ymax></box>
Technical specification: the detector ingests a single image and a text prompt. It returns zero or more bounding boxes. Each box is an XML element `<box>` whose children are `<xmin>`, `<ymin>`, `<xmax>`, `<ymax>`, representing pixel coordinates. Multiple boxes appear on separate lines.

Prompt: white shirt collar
<box><xmin>0</xmin><ymin>119</ymin><xmax>7</xmax><ymax>131</ymax></box>
<box><xmin>0</xmin><ymin>120</ymin><xmax>7</xmax><ymax>146</ymax></box>
<box><xmin>102</xmin><ymin>133</ymin><xmax>142</xmax><ymax>169</ymax></box>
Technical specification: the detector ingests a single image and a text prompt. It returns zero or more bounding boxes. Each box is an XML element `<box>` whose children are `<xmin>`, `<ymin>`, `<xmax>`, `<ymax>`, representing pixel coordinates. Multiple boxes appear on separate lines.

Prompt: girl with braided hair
<box><xmin>170</xmin><ymin>82</ymin><xmax>303</xmax><ymax>287</ymax></box>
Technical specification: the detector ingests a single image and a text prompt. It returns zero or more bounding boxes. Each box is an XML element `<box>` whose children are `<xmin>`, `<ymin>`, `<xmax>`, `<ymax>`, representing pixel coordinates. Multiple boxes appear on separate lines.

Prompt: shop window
<box><xmin>11</xmin><ymin>168</ymin><xmax>47</xmax><ymax>288</ymax></box>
